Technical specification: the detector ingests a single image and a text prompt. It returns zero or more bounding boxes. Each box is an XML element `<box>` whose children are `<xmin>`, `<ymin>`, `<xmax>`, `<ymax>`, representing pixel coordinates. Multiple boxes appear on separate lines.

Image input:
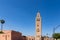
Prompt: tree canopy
<box><xmin>52</xmin><ymin>33</ymin><xmax>60</xmax><ymax>39</ymax></box>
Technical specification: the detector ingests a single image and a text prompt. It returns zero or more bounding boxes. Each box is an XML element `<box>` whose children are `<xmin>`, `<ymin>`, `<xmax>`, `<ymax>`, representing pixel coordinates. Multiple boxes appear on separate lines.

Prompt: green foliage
<box><xmin>53</xmin><ymin>33</ymin><xmax>60</xmax><ymax>39</ymax></box>
<box><xmin>0</xmin><ymin>31</ymin><xmax>4</xmax><ymax>34</ymax></box>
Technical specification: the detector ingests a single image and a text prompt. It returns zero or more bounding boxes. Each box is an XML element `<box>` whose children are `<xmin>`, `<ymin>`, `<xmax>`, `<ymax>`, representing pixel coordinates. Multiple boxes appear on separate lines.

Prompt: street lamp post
<box><xmin>53</xmin><ymin>25</ymin><xmax>60</xmax><ymax>34</ymax></box>
<box><xmin>0</xmin><ymin>19</ymin><xmax>5</xmax><ymax>32</ymax></box>
<box><xmin>53</xmin><ymin>25</ymin><xmax>60</xmax><ymax>40</ymax></box>
<box><xmin>53</xmin><ymin>28</ymin><xmax>55</xmax><ymax>35</ymax></box>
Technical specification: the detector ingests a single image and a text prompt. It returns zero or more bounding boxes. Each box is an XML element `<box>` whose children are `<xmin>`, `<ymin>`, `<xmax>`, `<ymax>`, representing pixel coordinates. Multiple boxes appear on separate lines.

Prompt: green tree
<box><xmin>52</xmin><ymin>33</ymin><xmax>60</xmax><ymax>40</ymax></box>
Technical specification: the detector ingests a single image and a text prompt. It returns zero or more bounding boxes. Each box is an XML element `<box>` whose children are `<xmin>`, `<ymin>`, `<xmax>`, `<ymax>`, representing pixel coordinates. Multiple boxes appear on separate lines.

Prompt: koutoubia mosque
<box><xmin>0</xmin><ymin>11</ymin><xmax>53</xmax><ymax>40</ymax></box>
<box><xmin>35</xmin><ymin>11</ymin><xmax>42</xmax><ymax>40</ymax></box>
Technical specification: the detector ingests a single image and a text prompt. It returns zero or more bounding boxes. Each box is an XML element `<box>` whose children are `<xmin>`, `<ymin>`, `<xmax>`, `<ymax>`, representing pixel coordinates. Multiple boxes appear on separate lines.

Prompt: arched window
<box><xmin>37</xmin><ymin>18</ymin><xmax>40</xmax><ymax>21</ymax></box>
<box><xmin>32</xmin><ymin>39</ymin><xmax>33</xmax><ymax>40</ymax></box>
<box><xmin>29</xmin><ymin>38</ymin><xmax>31</xmax><ymax>40</ymax></box>
<box><xmin>37</xmin><ymin>24</ymin><xmax>39</xmax><ymax>27</ymax></box>
<box><xmin>37</xmin><ymin>28</ymin><xmax>40</xmax><ymax>32</ymax></box>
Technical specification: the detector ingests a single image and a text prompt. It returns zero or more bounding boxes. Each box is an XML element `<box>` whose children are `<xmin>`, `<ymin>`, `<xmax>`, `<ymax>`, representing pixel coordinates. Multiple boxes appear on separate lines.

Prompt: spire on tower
<box><xmin>36</xmin><ymin>11</ymin><xmax>41</xmax><ymax>21</ymax></box>
<box><xmin>36</xmin><ymin>11</ymin><xmax>41</xmax><ymax>18</ymax></box>
<box><xmin>36</xmin><ymin>11</ymin><xmax>40</xmax><ymax>17</ymax></box>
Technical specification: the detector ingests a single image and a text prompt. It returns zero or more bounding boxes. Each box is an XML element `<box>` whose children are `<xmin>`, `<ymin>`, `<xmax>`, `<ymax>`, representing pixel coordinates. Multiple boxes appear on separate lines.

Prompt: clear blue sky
<box><xmin>0</xmin><ymin>0</ymin><xmax>60</xmax><ymax>37</ymax></box>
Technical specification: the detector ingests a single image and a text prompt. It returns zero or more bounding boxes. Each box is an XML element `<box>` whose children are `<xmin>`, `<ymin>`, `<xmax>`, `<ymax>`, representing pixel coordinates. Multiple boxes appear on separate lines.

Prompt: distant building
<box><xmin>43</xmin><ymin>36</ymin><xmax>49</xmax><ymax>40</ymax></box>
<box><xmin>26</xmin><ymin>36</ymin><xmax>35</xmax><ymax>40</ymax></box>
<box><xmin>49</xmin><ymin>37</ymin><xmax>54</xmax><ymax>40</ymax></box>
<box><xmin>22</xmin><ymin>36</ymin><xmax>27</xmax><ymax>40</ymax></box>
<box><xmin>42</xmin><ymin>36</ymin><xmax>54</xmax><ymax>40</ymax></box>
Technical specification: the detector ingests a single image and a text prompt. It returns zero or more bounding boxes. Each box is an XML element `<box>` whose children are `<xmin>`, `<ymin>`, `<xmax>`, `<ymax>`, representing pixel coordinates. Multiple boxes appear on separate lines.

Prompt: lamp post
<box><xmin>53</xmin><ymin>28</ymin><xmax>55</xmax><ymax>35</ymax></box>
<box><xmin>53</xmin><ymin>25</ymin><xmax>60</xmax><ymax>34</ymax></box>
<box><xmin>53</xmin><ymin>25</ymin><xmax>60</xmax><ymax>40</ymax></box>
<box><xmin>0</xmin><ymin>19</ymin><xmax>5</xmax><ymax>32</ymax></box>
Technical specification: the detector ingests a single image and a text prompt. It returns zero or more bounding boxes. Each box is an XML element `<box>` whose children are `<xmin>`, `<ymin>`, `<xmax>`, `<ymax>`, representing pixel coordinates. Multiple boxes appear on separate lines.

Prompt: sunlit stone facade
<box><xmin>26</xmin><ymin>36</ymin><xmax>35</xmax><ymax>40</ymax></box>
<box><xmin>35</xmin><ymin>11</ymin><xmax>42</xmax><ymax>40</ymax></box>
<box><xmin>0</xmin><ymin>30</ymin><xmax>22</xmax><ymax>40</ymax></box>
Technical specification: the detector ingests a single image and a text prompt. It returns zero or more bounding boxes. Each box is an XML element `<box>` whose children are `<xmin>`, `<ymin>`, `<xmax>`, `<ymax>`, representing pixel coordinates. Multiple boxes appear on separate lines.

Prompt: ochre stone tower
<box><xmin>35</xmin><ymin>11</ymin><xmax>42</xmax><ymax>40</ymax></box>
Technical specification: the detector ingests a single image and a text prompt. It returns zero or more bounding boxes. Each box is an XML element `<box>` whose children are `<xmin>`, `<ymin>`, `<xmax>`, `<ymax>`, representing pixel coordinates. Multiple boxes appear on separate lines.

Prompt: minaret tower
<box><xmin>35</xmin><ymin>11</ymin><xmax>42</xmax><ymax>40</ymax></box>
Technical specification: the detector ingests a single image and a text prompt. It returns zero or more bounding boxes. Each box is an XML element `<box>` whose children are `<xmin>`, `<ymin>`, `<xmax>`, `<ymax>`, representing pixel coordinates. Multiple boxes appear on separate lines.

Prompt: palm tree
<box><xmin>0</xmin><ymin>19</ymin><xmax>5</xmax><ymax>33</ymax></box>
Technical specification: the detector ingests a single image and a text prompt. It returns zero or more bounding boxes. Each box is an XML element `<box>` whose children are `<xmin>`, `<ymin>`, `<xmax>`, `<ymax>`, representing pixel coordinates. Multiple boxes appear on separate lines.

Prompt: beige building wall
<box><xmin>22</xmin><ymin>36</ymin><xmax>27</xmax><ymax>40</ymax></box>
<box><xmin>27</xmin><ymin>36</ymin><xmax>35</xmax><ymax>40</ymax></box>
<box><xmin>43</xmin><ymin>36</ymin><xmax>49</xmax><ymax>40</ymax></box>
<box><xmin>49</xmin><ymin>37</ymin><xmax>54</xmax><ymax>40</ymax></box>
<box><xmin>0</xmin><ymin>30</ymin><xmax>11</xmax><ymax>40</ymax></box>
<box><xmin>0</xmin><ymin>34</ymin><xmax>7</xmax><ymax>40</ymax></box>
<box><xmin>42</xmin><ymin>36</ymin><xmax>54</xmax><ymax>40</ymax></box>
<box><xmin>0</xmin><ymin>30</ymin><xmax>22</xmax><ymax>40</ymax></box>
